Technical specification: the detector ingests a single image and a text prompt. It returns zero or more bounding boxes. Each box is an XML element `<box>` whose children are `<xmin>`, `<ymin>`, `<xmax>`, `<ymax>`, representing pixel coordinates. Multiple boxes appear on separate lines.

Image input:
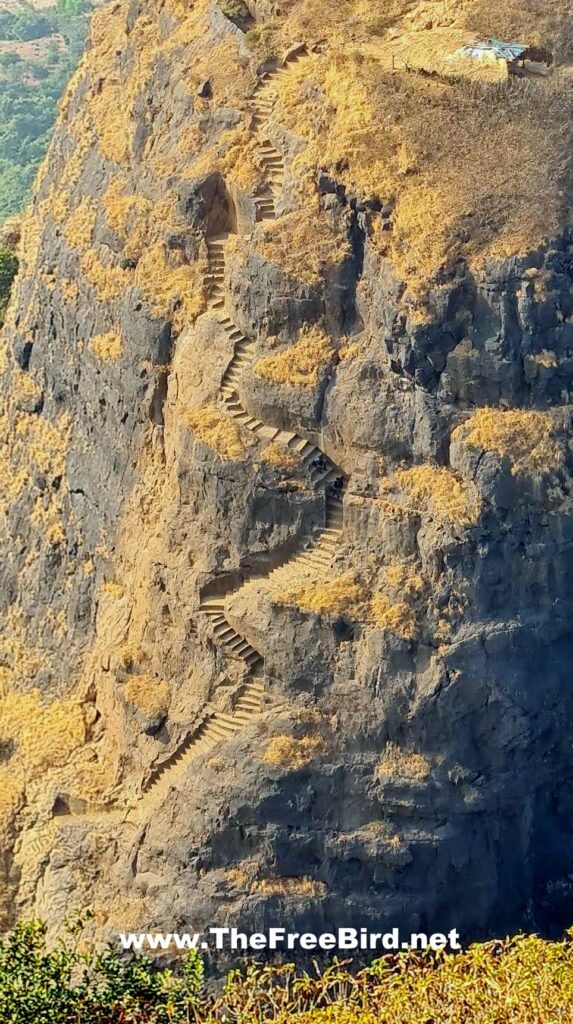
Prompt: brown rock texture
<box><xmin>1</xmin><ymin>0</ymin><xmax>573</xmax><ymax>950</ymax></box>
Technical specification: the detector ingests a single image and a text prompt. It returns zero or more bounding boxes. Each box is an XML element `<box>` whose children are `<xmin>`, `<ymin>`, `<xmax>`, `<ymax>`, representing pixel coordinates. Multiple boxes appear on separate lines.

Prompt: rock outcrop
<box><xmin>1</xmin><ymin>0</ymin><xmax>573</xmax><ymax>951</ymax></box>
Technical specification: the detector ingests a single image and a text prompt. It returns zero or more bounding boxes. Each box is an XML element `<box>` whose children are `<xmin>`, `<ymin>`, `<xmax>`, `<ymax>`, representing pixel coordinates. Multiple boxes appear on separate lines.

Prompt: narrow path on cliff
<box><xmin>28</xmin><ymin>48</ymin><xmax>348</xmax><ymax>851</ymax></box>
<box><xmin>136</xmin><ymin>45</ymin><xmax>348</xmax><ymax>818</ymax></box>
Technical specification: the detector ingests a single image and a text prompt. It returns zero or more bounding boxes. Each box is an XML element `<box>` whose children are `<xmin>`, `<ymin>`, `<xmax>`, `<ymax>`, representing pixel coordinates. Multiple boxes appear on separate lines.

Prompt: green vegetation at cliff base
<box><xmin>2</xmin><ymin>918</ymin><xmax>573</xmax><ymax>1023</ymax></box>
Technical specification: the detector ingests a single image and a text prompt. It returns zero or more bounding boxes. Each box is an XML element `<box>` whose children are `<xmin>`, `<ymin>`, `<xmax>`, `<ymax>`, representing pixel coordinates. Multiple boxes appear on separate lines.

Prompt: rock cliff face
<box><xmin>1</xmin><ymin>0</ymin><xmax>573</xmax><ymax>949</ymax></box>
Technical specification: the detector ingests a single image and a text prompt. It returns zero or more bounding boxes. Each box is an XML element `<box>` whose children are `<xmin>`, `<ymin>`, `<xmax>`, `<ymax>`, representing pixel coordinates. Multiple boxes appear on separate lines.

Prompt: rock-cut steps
<box><xmin>160</xmin><ymin>42</ymin><xmax>345</xmax><ymax>810</ymax></box>
<box><xmin>204</xmin><ymin>235</ymin><xmax>227</xmax><ymax>308</ymax></box>
<box><xmin>200</xmin><ymin>227</ymin><xmax>347</xmax><ymax>652</ymax></box>
<box><xmin>253</xmin><ymin>142</ymin><xmax>285</xmax><ymax>221</ymax></box>
<box><xmin>206</xmin><ymin>239</ymin><xmax>341</xmax><ymax>489</ymax></box>
<box><xmin>200</xmin><ymin>601</ymin><xmax>263</xmax><ymax>668</ymax></box>
<box><xmin>128</xmin><ymin>678</ymin><xmax>265</xmax><ymax>822</ymax></box>
<box><xmin>210</xmin><ymin>493</ymin><xmax>344</xmax><ymax>617</ymax></box>
<box><xmin>250</xmin><ymin>50</ymin><xmax>309</xmax><ymax>220</ymax></box>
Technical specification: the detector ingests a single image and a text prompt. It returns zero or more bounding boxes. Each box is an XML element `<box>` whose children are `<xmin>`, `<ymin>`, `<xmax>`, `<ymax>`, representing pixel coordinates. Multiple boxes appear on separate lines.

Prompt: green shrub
<box><xmin>1</xmin><ymin>917</ymin><xmax>573</xmax><ymax>1023</ymax></box>
<box><xmin>0</xmin><ymin>245</ymin><xmax>17</xmax><ymax>326</ymax></box>
<box><xmin>0</xmin><ymin>918</ymin><xmax>204</xmax><ymax>1024</ymax></box>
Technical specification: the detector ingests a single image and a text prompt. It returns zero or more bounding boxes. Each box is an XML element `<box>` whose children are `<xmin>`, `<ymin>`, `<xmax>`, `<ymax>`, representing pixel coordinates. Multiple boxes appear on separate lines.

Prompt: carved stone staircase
<box><xmin>207</xmin><ymin>239</ymin><xmax>341</xmax><ymax>488</ymax></box>
<box><xmin>128</xmin><ymin>678</ymin><xmax>265</xmax><ymax>822</ymax></box>
<box><xmin>32</xmin><ymin>45</ymin><xmax>336</xmax><ymax>843</ymax></box>
<box><xmin>198</xmin><ymin>189</ymin><xmax>348</xmax><ymax>654</ymax></box>
<box><xmin>250</xmin><ymin>49</ymin><xmax>308</xmax><ymax>219</ymax></box>
<box><xmin>205</xmin><ymin>235</ymin><xmax>228</xmax><ymax>308</ymax></box>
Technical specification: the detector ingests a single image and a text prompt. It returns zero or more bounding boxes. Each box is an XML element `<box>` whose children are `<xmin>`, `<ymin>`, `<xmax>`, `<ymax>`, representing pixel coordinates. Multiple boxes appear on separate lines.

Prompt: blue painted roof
<box><xmin>461</xmin><ymin>38</ymin><xmax>529</xmax><ymax>61</ymax></box>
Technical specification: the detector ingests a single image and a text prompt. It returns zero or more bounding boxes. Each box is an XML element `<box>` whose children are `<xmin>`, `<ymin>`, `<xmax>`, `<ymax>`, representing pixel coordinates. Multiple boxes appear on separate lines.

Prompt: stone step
<box><xmin>208</xmin><ymin>721</ymin><xmax>236</xmax><ymax>740</ymax></box>
<box><xmin>222</xmin><ymin>630</ymin><xmax>245</xmax><ymax>647</ymax></box>
<box><xmin>241</xmin><ymin>685</ymin><xmax>262</xmax><ymax>697</ymax></box>
<box><xmin>252</xmin><ymin>423</ymin><xmax>280</xmax><ymax>440</ymax></box>
<box><xmin>215</xmin><ymin>631</ymin><xmax>238</xmax><ymax>646</ymax></box>
<box><xmin>233</xmin><ymin>712</ymin><xmax>253</xmax><ymax>725</ymax></box>
<box><xmin>236</xmin><ymin>697</ymin><xmax>261</xmax><ymax>710</ymax></box>
<box><xmin>214</xmin><ymin>713</ymin><xmax>243</xmax><ymax>728</ymax></box>
<box><xmin>305</xmin><ymin>554</ymin><xmax>332</xmax><ymax>566</ymax></box>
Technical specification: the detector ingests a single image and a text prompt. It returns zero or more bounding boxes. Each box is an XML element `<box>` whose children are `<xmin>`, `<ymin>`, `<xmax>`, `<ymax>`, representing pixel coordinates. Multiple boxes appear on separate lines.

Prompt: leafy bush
<box><xmin>0</xmin><ymin>919</ymin><xmax>204</xmax><ymax>1024</ymax></box>
<box><xmin>0</xmin><ymin>245</ymin><xmax>18</xmax><ymax>325</ymax></box>
<box><xmin>1</xmin><ymin>919</ymin><xmax>573</xmax><ymax>1022</ymax></box>
<box><xmin>3</xmin><ymin>919</ymin><xmax>573</xmax><ymax>1022</ymax></box>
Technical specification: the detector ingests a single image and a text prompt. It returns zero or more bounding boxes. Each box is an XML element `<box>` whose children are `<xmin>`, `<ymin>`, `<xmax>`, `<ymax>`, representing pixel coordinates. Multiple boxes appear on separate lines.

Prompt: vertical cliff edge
<box><xmin>1</xmin><ymin>0</ymin><xmax>573</xmax><ymax>947</ymax></box>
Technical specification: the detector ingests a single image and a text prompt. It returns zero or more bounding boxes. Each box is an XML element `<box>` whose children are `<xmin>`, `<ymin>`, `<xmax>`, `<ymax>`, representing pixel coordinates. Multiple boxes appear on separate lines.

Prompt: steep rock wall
<box><xmin>0</xmin><ymin>0</ymin><xmax>573</xmax><ymax>948</ymax></box>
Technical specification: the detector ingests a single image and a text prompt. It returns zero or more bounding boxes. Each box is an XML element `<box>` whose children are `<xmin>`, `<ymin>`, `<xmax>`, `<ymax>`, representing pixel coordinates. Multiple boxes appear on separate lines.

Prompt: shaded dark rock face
<box><xmin>2</xmin><ymin>0</ymin><xmax>573</xmax><ymax>959</ymax></box>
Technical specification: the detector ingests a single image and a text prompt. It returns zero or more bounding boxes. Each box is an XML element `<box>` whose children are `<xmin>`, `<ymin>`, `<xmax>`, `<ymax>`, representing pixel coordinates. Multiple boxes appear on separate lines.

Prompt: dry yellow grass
<box><xmin>255</xmin><ymin>325</ymin><xmax>334</xmax><ymax>388</ymax></box>
<box><xmin>124</xmin><ymin>676</ymin><xmax>171</xmax><ymax>719</ymax></box>
<box><xmin>390</xmin><ymin>464</ymin><xmax>480</xmax><ymax>526</ymax></box>
<box><xmin>12</xmin><ymin>410</ymin><xmax>70</xmax><ymax>479</ymax></box>
<box><xmin>256</xmin><ymin>206</ymin><xmax>351</xmax><ymax>285</ymax></box>
<box><xmin>88</xmin><ymin>78</ymin><xmax>131</xmax><ymax>165</ymax></box>
<box><xmin>260</xmin><ymin>442</ymin><xmax>302</xmax><ymax>475</ymax></box>
<box><xmin>103</xmin><ymin>178</ymin><xmax>153</xmax><ymax>260</ymax></box>
<box><xmin>0</xmin><ymin>766</ymin><xmax>24</xmax><ymax>848</ymax></box>
<box><xmin>535</xmin><ymin>349</ymin><xmax>557</xmax><ymax>368</ymax></box>
<box><xmin>251</xmin><ymin>876</ymin><xmax>327</xmax><ymax>897</ymax></box>
<box><xmin>183</xmin><ymin>405</ymin><xmax>254</xmax><ymax>461</ymax></box>
<box><xmin>59</xmin><ymin>278</ymin><xmax>79</xmax><ymax>304</ymax></box>
<box><xmin>101</xmin><ymin>581</ymin><xmax>125</xmax><ymax>600</ymax></box>
<box><xmin>453</xmin><ymin>407</ymin><xmax>562</xmax><ymax>476</ymax></box>
<box><xmin>377</xmin><ymin>741</ymin><xmax>432</xmax><ymax>781</ymax></box>
<box><xmin>224</xmin><ymin>866</ymin><xmax>252</xmax><ymax>890</ymax></box>
<box><xmin>63</xmin><ymin>197</ymin><xmax>96</xmax><ymax>250</ymax></box>
<box><xmin>80</xmin><ymin>248</ymin><xmax>133</xmax><ymax>302</ymax></box>
<box><xmin>12</xmin><ymin>371</ymin><xmax>41</xmax><ymax>407</ymax></box>
<box><xmin>0</xmin><ymin>689</ymin><xmax>85</xmax><ymax>776</ymax></box>
<box><xmin>279</xmin><ymin>571</ymin><xmax>367</xmax><ymax>618</ymax></box>
<box><xmin>89</xmin><ymin>332</ymin><xmax>122</xmax><ymax>362</ymax></box>
<box><xmin>263</xmin><ymin>734</ymin><xmax>325</xmax><ymax>770</ymax></box>
<box><xmin>370</xmin><ymin>592</ymin><xmax>417</xmax><ymax>640</ymax></box>
<box><xmin>135</xmin><ymin>243</ymin><xmax>204</xmax><ymax>332</ymax></box>
<box><xmin>383</xmin><ymin>561</ymin><xmax>425</xmax><ymax>596</ymax></box>
<box><xmin>371</xmin><ymin>563</ymin><xmax>425</xmax><ymax>639</ymax></box>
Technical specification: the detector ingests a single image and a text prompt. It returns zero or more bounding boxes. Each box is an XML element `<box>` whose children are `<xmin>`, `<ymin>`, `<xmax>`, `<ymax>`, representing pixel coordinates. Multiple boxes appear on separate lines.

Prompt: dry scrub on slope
<box><xmin>379</xmin><ymin>464</ymin><xmax>481</xmax><ymax>527</ymax></box>
<box><xmin>270</xmin><ymin>0</ymin><xmax>573</xmax><ymax>305</ymax></box>
<box><xmin>453</xmin><ymin>407</ymin><xmax>562</xmax><ymax>476</ymax></box>
<box><xmin>255</xmin><ymin>325</ymin><xmax>335</xmax><ymax>387</ymax></box>
<box><xmin>183</xmin><ymin>405</ymin><xmax>256</xmax><ymax>461</ymax></box>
